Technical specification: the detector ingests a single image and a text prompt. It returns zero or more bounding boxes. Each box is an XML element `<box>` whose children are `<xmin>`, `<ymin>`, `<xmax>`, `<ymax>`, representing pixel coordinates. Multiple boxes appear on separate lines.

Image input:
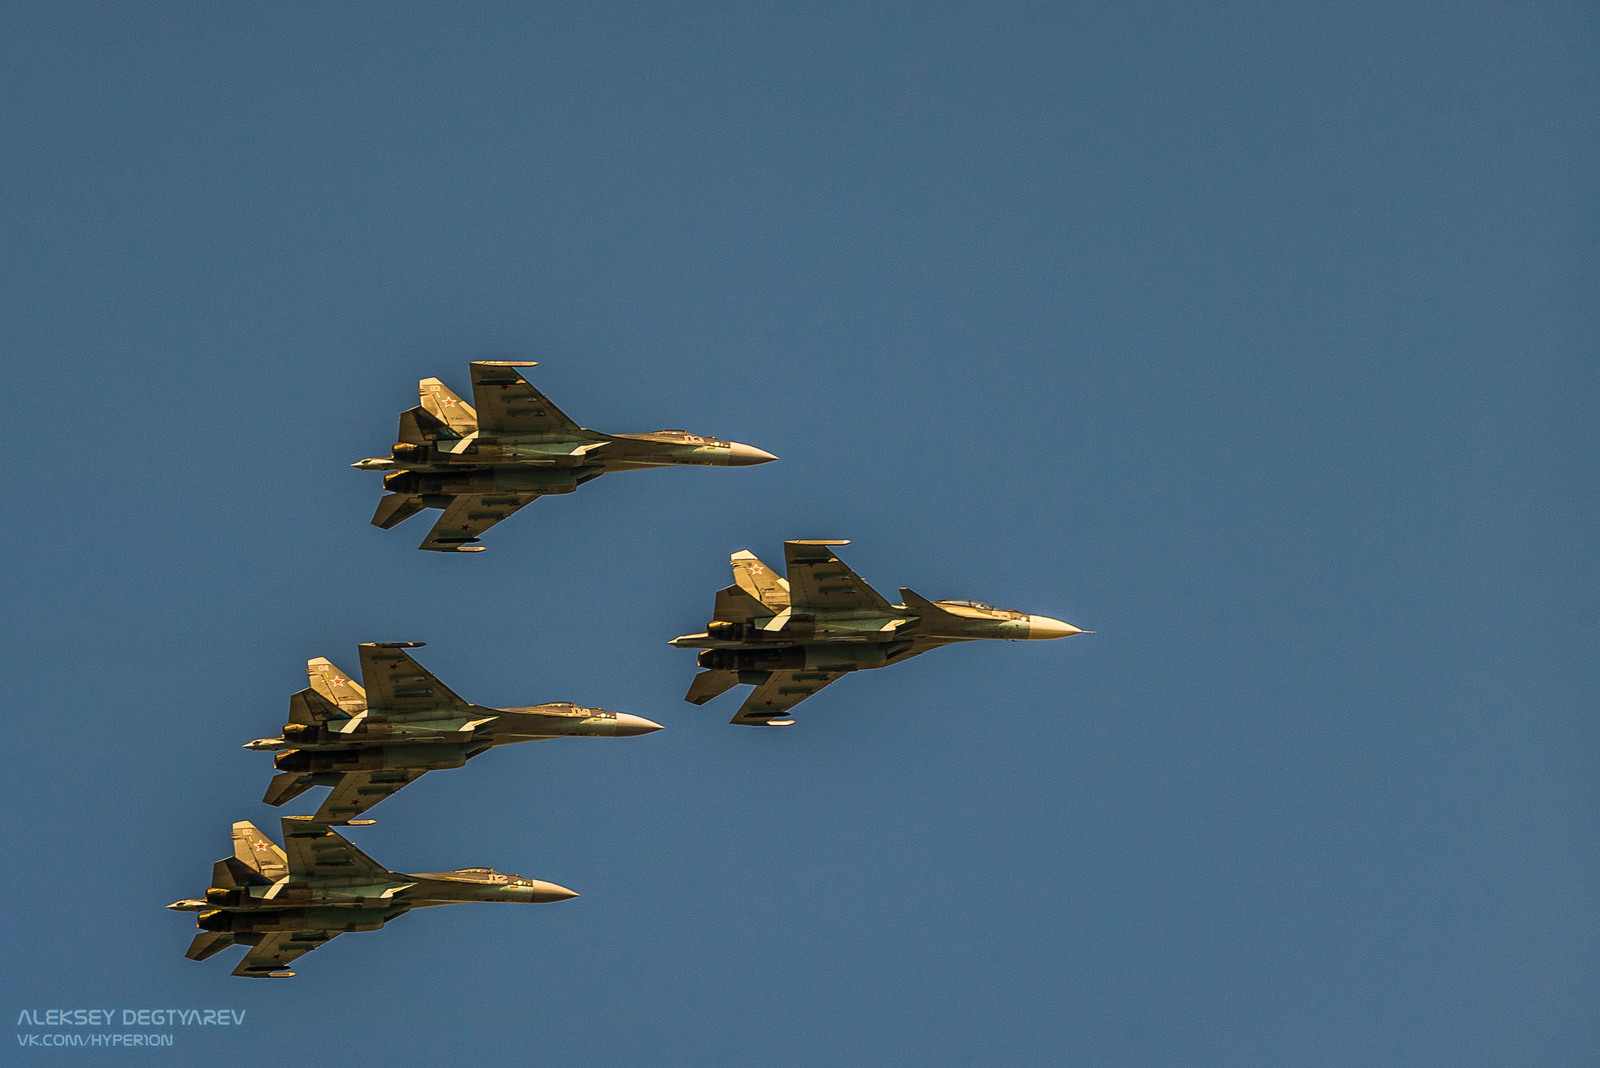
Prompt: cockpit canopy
<box><xmin>435</xmin><ymin>867</ymin><xmax>523</xmax><ymax>884</ymax></box>
<box><xmin>623</xmin><ymin>429</ymin><xmax>728</xmax><ymax>446</ymax></box>
<box><xmin>937</xmin><ymin>599</ymin><xmax>1026</xmax><ymax>620</ymax></box>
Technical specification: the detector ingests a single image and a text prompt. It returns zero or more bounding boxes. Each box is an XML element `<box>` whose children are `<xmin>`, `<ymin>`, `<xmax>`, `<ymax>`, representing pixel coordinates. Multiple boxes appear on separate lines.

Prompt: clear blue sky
<box><xmin>2</xmin><ymin>3</ymin><xmax>1594</xmax><ymax>1065</ymax></box>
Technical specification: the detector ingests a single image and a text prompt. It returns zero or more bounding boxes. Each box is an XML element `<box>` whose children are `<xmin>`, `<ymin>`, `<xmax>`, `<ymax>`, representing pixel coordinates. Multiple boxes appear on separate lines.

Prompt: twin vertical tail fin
<box><xmin>231</xmin><ymin>821</ymin><xmax>290</xmax><ymax>882</ymax></box>
<box><xmin>306</xmin><ymin>658</ymin><xmax>367</xmax><ymax>715</ymax></box>
<box><xmin>210</xmin><ymin>856</ymin><xmax>262</xmax><ymax>890</ymax></box>
<box><xmin>712</xmin><ymin>585</ymin><xmax>770</xmax><ymax>624</ymax></box>
<box><xmin>266</xmin><ymin>663</ymin><xmax>365</xmax><ymax>808</ymax></box>
<box><xmin>687</xmin><ymin>550</ymin><xmax>795</xmax><ymax>707</ymax></box>
<box><xmin>418</xmin><ymin>378</ymin><xmax>478</xmax><ymax>435</ymax></box>
<box><xmin>731</xmin><ymin>551</ymin><xmax>790</xmax><ymax>610</ymax></box>
<box><xmin>377</xmin><ymin>382</ymin><xmax>469</xmax><ymax>529</ymax></box>
<box><xmin>396</xmin><ymin>405</ymin><xmax>453</xmax><ymax>446</ymax></box>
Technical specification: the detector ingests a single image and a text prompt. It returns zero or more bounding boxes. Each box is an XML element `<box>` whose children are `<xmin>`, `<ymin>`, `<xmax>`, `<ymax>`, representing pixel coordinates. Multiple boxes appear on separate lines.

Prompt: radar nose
<box><xmin>1026</xmin><ymin>616</ymin><xmax>1087</xmax><ymax>640</ymax></box>
<box><xmin>526</xmin><ymin>880</ymin><xmax>580</xmax><ymax>902</ymax></box>
<box><xmin>612</xmin><ymin>713</ymin><xmax>665</xmax><ymax>737</ymax></box>
<box><xmin>725</xmin><ymin>442</ymin><xmax>778</xmax><ymax>466</ymax></box>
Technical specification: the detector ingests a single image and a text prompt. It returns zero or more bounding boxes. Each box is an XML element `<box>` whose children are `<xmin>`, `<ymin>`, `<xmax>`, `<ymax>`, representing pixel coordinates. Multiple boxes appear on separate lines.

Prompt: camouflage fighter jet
<box><xmin>245</xmin><ymin>642</ymin><xmax>661</xmax><ymax>823</ymax></box>
<box><xmin>167</xmin><ymin>817</ymin><xmax>576</xmax><ymax>977</ymax></box>
<box><xmin>354</xmin><ymin>361</ymin><xmax>777</xmax><ymax>551</ymax></box>
<box><xmin>671</xmin><ymin>540</ymin><xmax>1087</xmax><ymax>725</ymax></box>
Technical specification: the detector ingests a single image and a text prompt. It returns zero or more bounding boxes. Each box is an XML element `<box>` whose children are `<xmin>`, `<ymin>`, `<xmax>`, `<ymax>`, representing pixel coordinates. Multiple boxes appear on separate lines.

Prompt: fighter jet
<box><xmin>167</xmin><ymin>817</ymin><xmax>576</xmax><ymax>977</ymax></box>
<box><xmin>245</xmin><ymin>642</ymin><xmax>662</xmax><ymax>823</ymax></box>
<box><xmin>354</xmin><ymin>361</ymin><xmax>777</xmax><ymax>551</ymax></box>
<box><xmin>671</xmin><ymin>540</ymin><xmax>1087</xmax><ymax>725</ymax></box>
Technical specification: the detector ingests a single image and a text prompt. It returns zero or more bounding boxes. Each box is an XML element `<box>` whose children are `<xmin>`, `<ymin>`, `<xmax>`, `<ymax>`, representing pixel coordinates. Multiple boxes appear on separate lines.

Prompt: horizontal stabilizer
<box><xmin>211</xmin><ymin>857</ymin><xmax>269</xmax><ymax>889</ymax></box>
<box><xmin>712</xmin><ymin>584</ymin><xmax>771</xmax><ymax>625</ymax></box>
<box><xmin>263</xmin><ymin>771</ymin><xmax>316</xmax><ymax>808</ymax></box>
<box><xmin>288</xmin><ymin>686</ymin><xmax>344</xmax><ymax>725</ymax></box>
<box><xmin>685</xmin><ymin>669</ymin><xmax>738</xmax><ymax>705</ymax></box>
<box><xmin>186</xmin><ymin>931</ymin><xmax>235</xmax><ymax>962</ymax></box>
<box><xmin>372</xmin><ymin>493</ymin><xmax>427</xmax><ymax>530</ymax></box>
<box><xmin>397</xmin><ymin>405</ymin><xmax>455</xmax><ymax>445</ymax></box>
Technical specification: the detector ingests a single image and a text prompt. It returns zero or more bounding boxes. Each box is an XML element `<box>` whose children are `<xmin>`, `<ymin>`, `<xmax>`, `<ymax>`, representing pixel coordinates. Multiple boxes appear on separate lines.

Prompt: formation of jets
<box><xmin>171</xmin><ymin>362</ymin><xmax>1086</xmax><ymax>976</ymax></box>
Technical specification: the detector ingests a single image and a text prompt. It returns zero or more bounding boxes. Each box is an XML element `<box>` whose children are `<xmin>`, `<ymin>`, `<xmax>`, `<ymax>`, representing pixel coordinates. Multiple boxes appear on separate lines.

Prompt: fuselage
<box><xmin>361</xmin><ymin>428</ymin><xmax>775</xmax><ymax>496</ymax></box>
<box><xmin>175</xmin><ymin>868</ymin><xmax>577</xmax><ymax>940</ymax></box>
<box><xmin>674</xmin><ymin>599</ymin><xmax>1081</xmax><ymax>674</ymax></box>
<box><xmin>246</xmin><ymin>703</ymin><xmax>662</xmax><ymax>773</ymax></box>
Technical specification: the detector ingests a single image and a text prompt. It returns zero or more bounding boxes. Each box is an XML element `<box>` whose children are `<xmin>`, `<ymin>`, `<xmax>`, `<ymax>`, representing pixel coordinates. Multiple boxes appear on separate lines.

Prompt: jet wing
<box><xmin>732</xmin><ymin>670</ymin><xmax>845</xmax><ymax>725</ymax></box>
<box><xmin>469</xmin><ymin>361</ymin><xmax>583</xmax><ymax>437</ymax></box>
<box><xmin>783</xmin><ymin>540</ymin><xmax>896</xmax><ymax>615</ymax></box>
<box><xmin>309</xmin><ymin>769</ymin><xmax>427</xmax><ymax>823</ymax></box>
<box><xmin>231</xmin><ymin>931</ymin><xmax>341</xmax><ymax>978</ymax></box>
<box><xmin>418</xmin><ymin>493</ymin><xmax>540</xmax><ymax>552</ymax></box>
<box><xmin>280</xmin><ymin>819</ymin><xmax>391</xmax><ymax>879</ymax></box>
<box><xmin>357</xmin><ymin>643</ymin><xmax>469</xmax><ymax>713</ymax></box>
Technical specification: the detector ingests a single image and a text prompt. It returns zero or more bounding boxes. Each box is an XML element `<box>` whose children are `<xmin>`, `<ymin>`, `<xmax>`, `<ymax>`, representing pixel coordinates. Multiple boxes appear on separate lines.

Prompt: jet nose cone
<box><xmin>612</xmin><ymin>713</ymin><xmax>665</xmax><ymax>737</ymax></box>
<box><xmin>725</xmin><ymin>442</ymin><xmax>779</xmax><ymax>466</ymax></box>
<box><xmin>1027</xmin><ymin>616</ymin><xmax>1086</xmax><ymax>640</ymax></box>
<box><xmin>527</xmin><ymin>881</ymin><xmax>580</xmax><ymax>903</ymax></box>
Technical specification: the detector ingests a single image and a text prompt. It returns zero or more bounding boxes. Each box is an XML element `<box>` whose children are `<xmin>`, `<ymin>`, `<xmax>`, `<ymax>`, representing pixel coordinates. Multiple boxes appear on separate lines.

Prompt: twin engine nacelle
<box><xmin>383</xmin><ymin>469</ymin><xmax>579</xmax><ymax>496</ymax></box>
<box><xmin>198</xmin><ymin>908</ymin><xmax>386</xmax><ymax>934</ymax></box>
<box><xmin>280</xmin><ymin>720</ymin><xmax>405</xmax><ymax>745</ymax></box>
<box><xmin>697</xmin><ymin>646</ymin><xmax>888</xmax><ymax>673</ymax></box>
<box><xmin>706</xmin><ymin>621</ymin><xmax>758</xmax><ymax>642</ymax></box>
<box><xmin>274</xmin><ymin>744</ymin><xmax>468</xmax><ymax>775</ymax></box>
<box><xmin>698</xmin><ymin>647</ymin><xmax>803</xmax><ymax>672</ymax></box>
